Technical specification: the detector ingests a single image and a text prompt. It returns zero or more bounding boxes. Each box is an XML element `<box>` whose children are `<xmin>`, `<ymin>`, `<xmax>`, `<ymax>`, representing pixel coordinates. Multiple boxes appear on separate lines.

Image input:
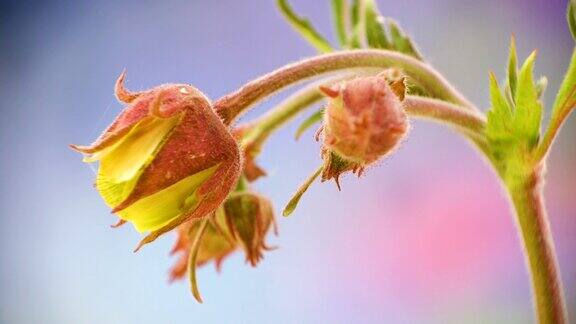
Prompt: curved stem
<box><xmin>403</xmin><ymin>96</ymin><xmax>486</xmax><ymax>135</ymax></box>
<box><xmin>506</xmin><ymin>167</ymin><xmax>568</xmax><ymax>324</ymax></box>
<box><xmin>215</xmin><ymin>49</ymin><xmax>478</xmax><ymax>124</ymax></box>
<box><xmin>535</xmin><ymin>49</ymin><xmax>576</xmax><ymax>162</ymax></box>
<box><xmin>240</xmin><ymin>82</ymin><xmax>328</xmax><ymax>151</ymax></box>
<box><xmin>241</xmin><ymin>84</ymin><xmax>487</xmax><ymax>158</ymax></box>
<box><xmin>402</xmin><ymin>96</ymin><xmax>490</xmax><ymax>154</ymax></box>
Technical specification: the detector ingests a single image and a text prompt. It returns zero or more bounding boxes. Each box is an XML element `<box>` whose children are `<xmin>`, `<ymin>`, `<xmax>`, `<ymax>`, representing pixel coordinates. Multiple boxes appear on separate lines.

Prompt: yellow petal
<box><xmin>117</xmin><ymin>165</ymin><xmax>218</xmax><ymax>232</ymax></box>
<box><xmin>95</xmin><ymin>115</ymin><xmax>180</xmax><ymax>207</ymax></box>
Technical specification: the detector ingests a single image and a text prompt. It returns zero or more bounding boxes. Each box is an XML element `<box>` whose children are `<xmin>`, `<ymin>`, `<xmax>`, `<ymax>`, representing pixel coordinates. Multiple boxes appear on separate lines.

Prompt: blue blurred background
<box><xmin>1</xmin><ymin>0</ymin><xmax>574</xmax><ymax>323</ymax></box>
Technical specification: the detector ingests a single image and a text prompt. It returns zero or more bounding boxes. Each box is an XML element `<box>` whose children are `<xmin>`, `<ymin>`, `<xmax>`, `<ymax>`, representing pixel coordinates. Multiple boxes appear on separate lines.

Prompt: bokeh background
<box><xmin>1</xmin><ymin>0</ymin><xmax>574</xmax><ymax>323</ymax></box>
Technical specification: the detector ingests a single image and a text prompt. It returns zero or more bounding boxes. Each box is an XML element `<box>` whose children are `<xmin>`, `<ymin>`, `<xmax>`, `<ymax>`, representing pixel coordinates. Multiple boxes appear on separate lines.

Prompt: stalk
<box><xmin>215</xmin><ymin>49</ymin><xmax>478</xmax><ymax>124</ymax></box>
<box><xmin>241</xmin><ymin>89</ymin><xmax>487</xmax><ymax>157</ymax></box>
<box><xmin>505</xmin><ymin>167</ymin><xmax>568</xmax><ymax>324</ymax></box>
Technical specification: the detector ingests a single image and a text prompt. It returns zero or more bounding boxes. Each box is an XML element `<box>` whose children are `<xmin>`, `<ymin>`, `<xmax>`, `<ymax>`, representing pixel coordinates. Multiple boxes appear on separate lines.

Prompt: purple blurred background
<box><xmin>1</xmin><ymin>0</ymin><xmax>574</xmax><ymax>323</ymax></box>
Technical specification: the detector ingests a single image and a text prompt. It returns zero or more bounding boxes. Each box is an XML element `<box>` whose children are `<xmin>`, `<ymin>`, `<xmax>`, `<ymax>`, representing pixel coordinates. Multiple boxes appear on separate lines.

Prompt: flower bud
<box><xmin>169</xmin><ymin>190</ymin><xmax>276</xmax><ymax>301</ymax></box>
<box><xmin>319</xmin><ymin>71</ymin><xmax>409</xmax><ymax>186</ymax></box>
<box><xmin>70</xmin><ymin>71</ymin><xmax>241</xmax><ymax>249</ymax></box>
<box><xmin>223</xmin><ymin>191</ymin><xmax>276</xmax><ymax>266</ymax></box>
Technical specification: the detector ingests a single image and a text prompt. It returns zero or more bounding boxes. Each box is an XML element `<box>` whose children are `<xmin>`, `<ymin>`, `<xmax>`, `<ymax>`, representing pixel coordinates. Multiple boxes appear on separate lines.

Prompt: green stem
<box><xmin>506</xmin><ymin>167</ymin><xmax>568</xmax><ymax>324</ymax></box>
<box><xmin>215</xmin><ymin>49</ymin><xmax>478</xmax><ymax>124</ymax></box>
<box><xmin>240</xmin><ymin>81</ymin><xmax>328</xmax><ymax>151</ymax></box>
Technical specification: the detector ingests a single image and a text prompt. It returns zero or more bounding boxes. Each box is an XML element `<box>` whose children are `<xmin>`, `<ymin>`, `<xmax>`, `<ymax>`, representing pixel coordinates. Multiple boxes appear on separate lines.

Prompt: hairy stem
<box><xmin>506</xmin><ymin>167</ymin><xmax>568</xmax><ymax>324</ymax></box>
<box><xmin>403</xmin><ymin>96</ymin><xmax>486</xmax><ymax>138</ymax></box>
<box><xmin>241</xmin><ymin>82</ymin><xmax>487</xmax><ymax>158</ymax></box>
<box><xmin>215</xmin><ymin>49</ymin><xmax>478</xmax><ymax>124</ymax></box>
<box><xmin>240</xmin><ymin>83</ymin><xmax>327</xmax><ymax>151</ymax></box>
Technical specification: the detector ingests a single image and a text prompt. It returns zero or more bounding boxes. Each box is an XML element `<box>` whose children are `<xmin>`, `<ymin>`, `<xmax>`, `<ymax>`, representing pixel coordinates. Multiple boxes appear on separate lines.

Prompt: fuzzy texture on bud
<box><xmin>70</xmin><ymin>71</ymin><xmax>241</xmax><ymax>249</ymax></box>
<box><xmin>318</xmin><ymin>71</ymin><xmax>409</xmax><ymax>186</ymax></box>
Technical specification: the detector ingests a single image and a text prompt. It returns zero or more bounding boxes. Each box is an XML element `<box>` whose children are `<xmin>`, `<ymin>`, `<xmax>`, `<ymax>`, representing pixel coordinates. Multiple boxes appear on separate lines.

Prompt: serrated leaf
<box><xmin>486</xmin><ymin>72</ymin><xmax>517</xmax><ymax>171</ymax></box>
<box><xmin>551</xmin><ymin>49</ymin><xmax>576</xmax><ymax>122</ymax></box>
<box><xmin>364</xmin><ymin>0</ymin><xmax>390</xmax><ymax>49</ymax></box>
<box><xmin>507</xmin><ymin>37</ymin><xmax>518</xmax><ymax>101</ymax></box>
<box><xmin>283</xmin><ymin>166</ymin><xmax>323</xmax><ymax>216</ymax></box>
<box><xmin>386</xmin><ymin>19</ymin><xmax>423</xmax><ymax>60</ymax></box>
<box><xmin>295</xmin><ymin>109</ymin><xmax>324</xmax><ymax>140</ymax></box>
<box><xmin>277</xmin><ymin>0</ymin><xmax>334</xmax><ymax>53</ymax></box>
<box><xmin>568</xmin><ymin>0</ymin><xmax>576</xmax><ymax>41</ymax></box>
<box><xmin>487</xmin><ymin>73</ymin><xmax>513</xmax><ymax>141</ymax></box>
<box><xmin>514</xmin><ymin>51</ymin><xmax>542</xmax><ymax>148</ymax></box>
<box><xmin>331</xmin><ymin>0</ymin><xmax>349</xmax><ymax>47</ymax></box>
<box><xmin>537</xmin><ymin>48</ymin><xmax>576</xmax><ymax>160</ymax></box>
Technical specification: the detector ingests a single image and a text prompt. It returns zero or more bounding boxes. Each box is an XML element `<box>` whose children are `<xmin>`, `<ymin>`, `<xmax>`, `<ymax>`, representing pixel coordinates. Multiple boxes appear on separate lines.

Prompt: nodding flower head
<box><xmin>283</xmin><ymin>71</ymin><xmax>409</xmax><ymax>217</ymax></box>
<box><xmin>70</xmin><ymin>71</ymin><xmax>241</xmax><ymax>250</ymax></box>
<box><xmin>318</xmin><ymin>70</ymin><xmax>409</xmax><ymax>187</ymax></box>
<box><xmin>169</xmin><ymin>190</ymin><xmax>276</xmax><ymax>302</ymax></box>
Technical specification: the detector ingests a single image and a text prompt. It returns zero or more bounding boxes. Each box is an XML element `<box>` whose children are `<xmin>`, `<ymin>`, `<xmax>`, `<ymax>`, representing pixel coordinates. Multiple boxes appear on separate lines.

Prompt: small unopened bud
<box><xmin>283</xmin><ymin>71</ymin><xmax>409</xmax><ymax>216</ymax></box>
<box><xmin>169</xmin><ymin>189</ymin><xmax>276</xmax><ymax>301</ymax></box>
<box><xmin>223</xmin><ymin>191</ymin><xmax>276</xmax><ymax>266</ymax></box>
<box><xmin>70</xmin><ymin>71</ymin><xmax>241</xmax><ymax>250</ymax></box>
<box><xmin>319</xmin><ymin>71</ymin><xmax>409</xmax><ymax>186</ymax></box>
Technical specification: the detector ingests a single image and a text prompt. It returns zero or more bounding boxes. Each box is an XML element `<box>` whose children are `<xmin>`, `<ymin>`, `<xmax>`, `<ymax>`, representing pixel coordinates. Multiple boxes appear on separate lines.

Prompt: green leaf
<box><xmin>350</xmin><ymin>0</ymin><xmax>360</xmax><ymax>27</ymax></box>
<box><xmin>536</xmin><ymin>48</ymin><xmax>576</xmax><ymax>160</ymax></box>
<box><xmin>487</xmin><ymin>73</ymin><xmax>517</xmax><ymax>175</ymax></box>
<box><xmin>551</xmin><ymin>49</ymin><xmax>576</xmax><ymax>123</ymax></box>
<box><xmin>568</xmin><ymin>0</ymin><xmax>576</xmax><ymax>41</ymax></box>
<box><xmin>514</xmin><ymin>51</ymin><xmax>542</xmax><ymax>148</ymax></box>
<box><xmin>486</xmin><ymin>72</ymin><xmax>513</xmax><ymax>148</ymax></box>
<box><xmin>364</xmin><ymin>0</ymin><xmax>390</xmax><ymax>49</ymax></box>
<box><xmin>507</xmin><ymin>37</ymin><xmax>518</xmax><ymax>101</ymax></box>
<box><xmin>283</xmin><ymin>166</ymin><xmax>323</xmax><ymax>216</ymax></box>
<box><xmin>331</xmin><ymin>0</ymin><xmax>349</xmax><ymax>47</ymax></box>
<box><xmin>347</xmin><ymin>0</ymin><xmax>363</xmax><ymax>48</ymax></box>
<box><xmin>486</xmin><ymin>52</ymin><xmax>545</xmax><ymax>176</ymax></box>
<box><xmin>387</xmin><ymin>19</ymin><xmax>423</xmax><ymax>60</ymax></box>
<box><xmin>295</xmin><ymin>109</ymin><xmax>324</xmax><ymax>140</ymax></box>
<box><xmin>277</xmin><ymin>0</ymin><xmax>334</xmax><ymax>53</ymax></box>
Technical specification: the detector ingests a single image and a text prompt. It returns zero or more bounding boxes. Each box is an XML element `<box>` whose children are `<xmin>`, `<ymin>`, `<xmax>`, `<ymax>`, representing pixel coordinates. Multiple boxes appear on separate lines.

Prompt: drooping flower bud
<box><xmin>169</xmin><ymin>189</ymin><xmax>276</xmax><ymax>302</ymax></box>
<box><xmin>70</xmin><ymin>71</ymin><xmax>241</xmax><ymax>250</ymax></box>
<box><xmin>284</xmin><ymin>70</ymin><xmax>409</xmax><ymax>216</ymax></box>
<box><xmin>223</xmin><ymin>191</ymin><xmax>276</xmax><ymax>265</ymax></box>
<box><xmin>319</xmin><ymin>70</ymin><xmax>409</xmax><ymax>187</ymax></box>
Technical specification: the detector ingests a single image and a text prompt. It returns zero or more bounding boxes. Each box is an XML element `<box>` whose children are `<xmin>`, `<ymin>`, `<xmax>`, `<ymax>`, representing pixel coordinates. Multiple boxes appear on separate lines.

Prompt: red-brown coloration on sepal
<box><xmin>168</xmin><ymin>191</ymin><xmax>276</xmax><ymax>284</ymax></box>
<box><xmin>115</xmin><ymin>70</ymin><xmax>142</xmax><ymax>104</ymax></box>
<box><xmin>232</xmin><ymin>126</ymin><xmax>267</xmax><ymax>182</ymax></box>
<box><xmin>318</xmin><ymin>71</ymin><xmax>409</xmax><ymax>185</ymax></box>
<box><xmin>70</xmin><ymin>71</ymin><xmax>241</xmax><ymax>250</ymax></box>
<box><xmin>223</xmin><ymin>192</ymin><xmax>277</xmax><ymax>266</ymax></box>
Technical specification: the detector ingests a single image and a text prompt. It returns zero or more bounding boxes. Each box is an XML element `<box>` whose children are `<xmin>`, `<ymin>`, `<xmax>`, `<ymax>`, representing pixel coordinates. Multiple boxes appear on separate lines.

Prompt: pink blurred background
<box><xmin>0</xmin><ymin>0</ymin><xmax>574</xmax><ymax>323</ymax></box>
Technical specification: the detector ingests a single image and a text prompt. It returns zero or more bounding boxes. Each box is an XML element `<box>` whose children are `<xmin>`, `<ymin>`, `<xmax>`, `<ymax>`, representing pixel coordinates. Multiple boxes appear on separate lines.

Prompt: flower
<box><xmin>318</xmin><ymin>70</ymin><xmax>409</xmax><ymax>187</ymax></box>
<box><xmin>70</xmin><ymin>71</ymin><xmax>241</xmax><ymax>250</ymax></box>
<box><xmin>169</xmin><ymin>190</ymin><xmax>276</xmax><ymax>302</ymax></box>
